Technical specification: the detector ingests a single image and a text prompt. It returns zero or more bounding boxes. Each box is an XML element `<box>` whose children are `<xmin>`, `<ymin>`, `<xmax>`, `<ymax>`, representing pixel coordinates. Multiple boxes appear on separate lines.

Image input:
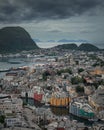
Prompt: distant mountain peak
<box><xmin>58</xmin><ymin>39</ymin><xmax>70</xmax><ymax>42</ymax></box>
<box><xmin>58</xmin><ymin>39</ymin><xmax>88</xmax><ymax>43</ymax></box>
<box><xmin>47</xmin><ymin>40</ymin><xmax>56</xmax><ymax>42</ymax></box>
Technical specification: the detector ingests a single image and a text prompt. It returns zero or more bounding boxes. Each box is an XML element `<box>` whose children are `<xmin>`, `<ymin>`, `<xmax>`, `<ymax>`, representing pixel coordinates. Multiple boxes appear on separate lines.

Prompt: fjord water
<box><xmin>0</xmin><ymin>57</ymin><xmax>45</xmax><ymax>78</ymax></box>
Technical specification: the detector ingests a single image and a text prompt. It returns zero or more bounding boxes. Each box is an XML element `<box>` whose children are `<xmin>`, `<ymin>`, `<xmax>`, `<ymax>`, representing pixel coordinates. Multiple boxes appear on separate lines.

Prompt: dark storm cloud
<box><xmin>0</xmin><ymin>0</ymin><xmax>104</xmax><ymax>23</ymax></box>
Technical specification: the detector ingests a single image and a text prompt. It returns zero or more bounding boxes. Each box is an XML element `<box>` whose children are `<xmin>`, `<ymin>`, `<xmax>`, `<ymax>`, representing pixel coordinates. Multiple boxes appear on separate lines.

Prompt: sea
<box><xmin>0</xmin><ymin>56</ymin><xmax>46</xmax><ymax>78</ymax></box>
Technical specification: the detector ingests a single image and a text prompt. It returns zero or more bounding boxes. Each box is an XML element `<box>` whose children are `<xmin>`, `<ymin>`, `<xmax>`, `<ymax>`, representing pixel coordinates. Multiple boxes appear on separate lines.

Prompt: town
<box><xmin>0</xmin><ymin>48</ymin><xmax>104</xmax><ymax>130</ymax></box>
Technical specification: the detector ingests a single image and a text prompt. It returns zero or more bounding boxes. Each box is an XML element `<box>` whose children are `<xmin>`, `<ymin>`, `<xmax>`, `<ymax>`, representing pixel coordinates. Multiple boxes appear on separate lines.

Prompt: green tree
<box><xmin>0</xmin><ymin>115</ymin><xmax>5</xmax><ymax>124</ymax></box>
<box><xmin>57</xmin><ymin>68</ymin><xmax>72</xmax><ymax>75</ymax></box>
<box><xmin>42</xmin><ymin>71</ymin><xmax>50</xmax><ymax>81</ymax></box>
<box><xmin>76</xmin><ymin>86</ymin><xmax>84</xmax><ymax>93</ymax></box>
<box><xmin>71</xmin><ymin>76</ymin><xmax>83</xmax><ymax>84</ymax></box>
<box><xmin>78</xmin><ymin>68</ymin><xmax>84</xmax><ymax>73</ymax></box>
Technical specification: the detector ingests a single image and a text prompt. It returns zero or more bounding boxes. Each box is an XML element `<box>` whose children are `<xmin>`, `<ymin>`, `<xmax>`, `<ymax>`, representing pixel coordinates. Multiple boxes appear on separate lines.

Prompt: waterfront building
<box><xmin>21</xmin><ymin>86</ymin><xmax>44</xmax><ymax>102</ymax></box>
<box><xmin>69</xmin><ymin>100</ymin><xmax>95</xmax><ymax>120</ymax></box>
<box><xmin>50</xmin><ymin>91</ymin><xmax>71</xmax><ymax>107</ymax></box>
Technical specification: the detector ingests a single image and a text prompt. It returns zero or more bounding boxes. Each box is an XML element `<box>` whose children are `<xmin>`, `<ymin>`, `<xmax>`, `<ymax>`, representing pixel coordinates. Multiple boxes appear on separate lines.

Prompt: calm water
<box><xmin>0</xmin><ymin>56</ymin><xmax>47</xmax><ymax>78</ymax></box>
<box><xmin>0</xmin><ymin>57</ymin><xmax>39</xmax><ymax>69</ymax></box>
<box><xmin>22</xmin><ymin>98</ymin><xmax>93</xmax><ymax>126</ymax></box>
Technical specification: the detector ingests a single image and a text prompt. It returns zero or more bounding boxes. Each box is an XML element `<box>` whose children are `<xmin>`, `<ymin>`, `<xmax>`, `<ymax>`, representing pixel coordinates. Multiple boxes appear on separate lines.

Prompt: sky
<box><xmin>0</xmin><ymin>0</ymin><xmax>104</xmax><ymax>48</ymax></box>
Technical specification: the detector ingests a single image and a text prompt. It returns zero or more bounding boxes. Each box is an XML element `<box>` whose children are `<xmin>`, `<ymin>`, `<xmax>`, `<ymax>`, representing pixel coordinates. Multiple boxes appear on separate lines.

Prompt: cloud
<box><xmin>0</xmin><ymin>0</ymin><xmax>104</xmax><ymax>23</ymax></box>
<box><xmin>47</xmin><ymin>30</ymin><xmax>61</xmax><ymax>33</ymax></box>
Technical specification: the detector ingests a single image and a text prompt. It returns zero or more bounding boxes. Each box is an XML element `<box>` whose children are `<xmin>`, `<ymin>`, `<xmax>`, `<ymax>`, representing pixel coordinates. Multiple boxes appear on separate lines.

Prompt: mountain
<box><xmin>58</xmin><ymin>39</ymin><xmax>88</xmax><ymax>43</ymax></box>
<box><xmin>47</xmin><ymin>40</ymin><xmax>56</xmax><ymax>42</ymax></box>
<box><xmin>56</xmin><ymin>43</ymin><xmax>78</xmax><ymax>50</ymax></box>
<box><xmin>55</xmin><ymin>43</ymin><xmax>100</xmax><ymax>51</ymax></box>
<box><xmin>58</xmin><ymin>39</ymin><xmax>71</xmax><ymax>42</ymax></box>
<box><xmin>78</xmin><ymin>43</ymin><xmax>99</xmax><ymax>51</ymax></box>
<box><xmin>0</xmin><ymin>26</ymin><xmax>39</xmax><ymax>53</ymax></box>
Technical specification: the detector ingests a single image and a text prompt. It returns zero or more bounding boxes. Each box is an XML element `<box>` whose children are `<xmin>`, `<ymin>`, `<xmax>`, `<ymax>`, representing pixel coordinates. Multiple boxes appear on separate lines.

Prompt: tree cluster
<box><xmin>0</xmin><ymin>115</ymin><xmax>5</xmax><ymax>124</ymax></box>
<box><xmin>71</xmin><ymin>76</ymin><xmax>84</xmax><ymax>84</ymax></box>
<box><xmin>57</xmin><ymin>68</ymin><xmax>72</xmax><ymax>76</ymax></box>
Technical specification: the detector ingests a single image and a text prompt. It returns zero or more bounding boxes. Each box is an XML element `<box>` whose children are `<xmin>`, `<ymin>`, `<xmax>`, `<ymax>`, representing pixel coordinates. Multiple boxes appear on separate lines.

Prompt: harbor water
<box><xmin>22</xmin><ymin>97</ymin><xmax>93</xmax><ymax>126</ymax></box>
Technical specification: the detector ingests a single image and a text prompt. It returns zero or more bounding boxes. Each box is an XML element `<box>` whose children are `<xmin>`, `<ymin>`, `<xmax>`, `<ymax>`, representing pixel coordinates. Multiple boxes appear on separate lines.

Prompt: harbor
<box><xmin>0</xmin><ymin>50</ymin><xmax>104</xmax><ymax>130</ymax></box>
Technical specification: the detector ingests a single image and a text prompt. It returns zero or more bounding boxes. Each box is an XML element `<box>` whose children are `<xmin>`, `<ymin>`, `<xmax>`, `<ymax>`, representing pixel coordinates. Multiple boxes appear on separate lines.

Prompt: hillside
<box><xmin>0</xmin><ymin>26</ymin><xmax>39</xmax><ymax>53</ymax></box>
<box><xmin>56</xmin><ymin>43</ymin><xmax>78</xmax><ymax>50</ymax></box>
<box><xmin>78</xmin><ymin>43</ymin><xmax>99</xmax><ymax>51</ymax></box>
<box><xmin>55</xmin><ymin>43</ymin><xmax>100</xmax><ymax>51</ymax></box>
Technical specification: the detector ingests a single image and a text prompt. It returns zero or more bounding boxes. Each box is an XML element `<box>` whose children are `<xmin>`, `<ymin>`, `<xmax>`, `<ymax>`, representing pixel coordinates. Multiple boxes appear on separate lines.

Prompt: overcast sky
<box><xmin>0</xmin><ymin>0</ymin><xmax>104</xmax><ymax>48</ymax></box>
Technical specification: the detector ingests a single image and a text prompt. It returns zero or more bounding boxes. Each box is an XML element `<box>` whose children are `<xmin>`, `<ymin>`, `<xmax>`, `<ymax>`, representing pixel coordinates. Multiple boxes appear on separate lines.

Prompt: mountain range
<box><xmin>0</xmin><ymin>26</ymin><xmax>102</xmax><ymax>53</ymax></box>
<box><xmin>55</xmin><ymin>43</ymin><xmax>100</xmax><ymax>51</ymax></box>
<box><xmin>57</xmin><ymin>39</ymin><xmax>88</xmax><ymax>43</ymax></box>
<box><xmin>33</xmin><ymin>39</ymin><xmax>88</xmax><ymax>43</ymax></box>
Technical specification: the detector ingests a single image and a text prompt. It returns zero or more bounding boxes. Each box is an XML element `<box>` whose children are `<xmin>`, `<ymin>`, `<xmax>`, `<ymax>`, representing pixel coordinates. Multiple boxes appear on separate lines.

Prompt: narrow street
<box><xmin>23</xmin><ymin>107</ymin><xmax>42</xmax><ymax>130</ymax></box>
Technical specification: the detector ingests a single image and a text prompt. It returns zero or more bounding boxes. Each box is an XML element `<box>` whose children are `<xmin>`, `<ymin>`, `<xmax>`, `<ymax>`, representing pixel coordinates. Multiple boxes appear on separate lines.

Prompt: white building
<box><xmin>5</xmin><ymin>117</ymin><xmax>22</xmax><ymax>127</ymax></box>
<box><xmin>0</xmin><ymin>97</ymin><xmax>23</xmax><ymax>112</ymax></box>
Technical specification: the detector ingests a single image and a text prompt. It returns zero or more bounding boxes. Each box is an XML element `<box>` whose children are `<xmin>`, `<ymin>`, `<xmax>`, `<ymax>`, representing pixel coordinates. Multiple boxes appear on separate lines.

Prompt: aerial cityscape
<box><xmin>0</xmin><ymin>0</ymin><xmax>104</xmax><ymax>130</ymax></box>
